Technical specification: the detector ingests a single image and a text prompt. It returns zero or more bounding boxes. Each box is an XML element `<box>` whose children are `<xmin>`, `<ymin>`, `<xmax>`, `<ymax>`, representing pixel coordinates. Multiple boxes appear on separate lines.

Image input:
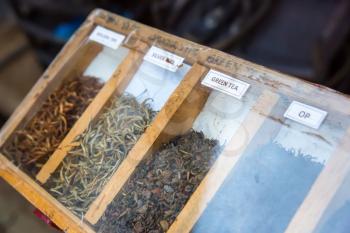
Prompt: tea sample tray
<box><xmin>1</xmin><ymin>9</ymin><xmax>350</xmax><ymax>233</ymax></box>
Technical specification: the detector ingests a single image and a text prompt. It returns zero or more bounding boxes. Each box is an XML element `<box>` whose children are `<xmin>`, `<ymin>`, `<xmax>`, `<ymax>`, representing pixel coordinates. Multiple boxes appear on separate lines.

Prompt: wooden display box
<box><xmin>0</xmin><ymin>9</ymin><xmax>350</xmax><ymax>233</ymax></box>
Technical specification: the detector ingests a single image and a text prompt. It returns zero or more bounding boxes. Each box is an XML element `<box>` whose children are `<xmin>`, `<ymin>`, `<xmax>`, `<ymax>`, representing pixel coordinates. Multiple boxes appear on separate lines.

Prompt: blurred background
<box><xmin>0</xmin><ymin>0</ymin><xmax>349</xmax><ymax>232</ymax></box>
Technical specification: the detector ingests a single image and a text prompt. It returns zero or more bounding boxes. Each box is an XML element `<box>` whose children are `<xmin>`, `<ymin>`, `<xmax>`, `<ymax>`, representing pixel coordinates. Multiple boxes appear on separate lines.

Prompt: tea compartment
<box><xmin>189</xmin><ymin>95</ymin><xmax>350</xmax><ymax>233</ymax></box>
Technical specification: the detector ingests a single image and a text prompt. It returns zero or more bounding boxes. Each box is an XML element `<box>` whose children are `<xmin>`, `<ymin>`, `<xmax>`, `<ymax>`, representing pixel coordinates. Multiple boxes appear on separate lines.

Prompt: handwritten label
<box><xmin>284</xmin><ymin>101</ymin><xmax>328</xmax><ymax>129</ymax></box>
<box><xmin>201</xmin><ymin>69</ymin><xmax>250</xmax><ymax>99</ymax></box>
<box><xmin>89</xmin><ymin>26</ymin><xmax>125</xmax><ymax>50</ymax></box>
<box><xmin>143</xmin><ymin>46</ymin><xmax>184</xmax><ymax>72</ymax></box>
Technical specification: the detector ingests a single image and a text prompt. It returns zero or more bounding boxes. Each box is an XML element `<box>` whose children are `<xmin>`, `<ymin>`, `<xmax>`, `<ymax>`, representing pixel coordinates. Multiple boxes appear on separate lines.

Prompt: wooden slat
<box><xmin>0</xmin><ymin>154</ymin><xmax>94</xmax><ymax>233</ymax></box>
<box><xmin>36</xmin><ymin>48</ymin><xmax>145</xmax><ymax>183</ymax></box>
<box><xmin>84</xmin><ymin>63</ymin><xmax>208</xmax><ymax>224</ymax></box>
<box><xmin>285</xmin><ymin>128</ymin><xmax>350</xmax><ymax>233</ymax></box>
<box><xmin>0</xmin><ymin>22</ymin><xmax>95</xmax><ymax>147</ymax></box>
<box><xmin>91</xmin><ymin>9</ymin><xmax>350</xmax><ymax>116</ymax></box>
<box><xmin>167</xmin><ymin>90</ymin><xmax>279</xmax><ymax>233</ymax></box>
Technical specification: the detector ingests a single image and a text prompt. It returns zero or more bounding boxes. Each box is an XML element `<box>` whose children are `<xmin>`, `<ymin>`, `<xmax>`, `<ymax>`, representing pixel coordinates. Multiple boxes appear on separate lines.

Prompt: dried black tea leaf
<box><xmin>1</xmin><ymin>76</ymin><xmax>103</xmax><ymax>176</ymax></box>
<box><xmin>45</xmin><ymin>94</ymin><xmax>156</xmax><ymax>217</ymax></box>
<box><xmin>95</xmin><ymin>130</ymin><xmax>220</xmax><ymax>233</ymax></box>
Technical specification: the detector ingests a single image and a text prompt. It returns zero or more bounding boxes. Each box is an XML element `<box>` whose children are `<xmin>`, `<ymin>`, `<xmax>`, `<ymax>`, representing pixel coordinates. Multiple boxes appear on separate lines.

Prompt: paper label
<box><xmin>143</xmin><ymin>46</ymin><xmax>184</xmax><ymax>72</ymax></box>
<box><xmin>89</xmin><ymin>26</ymin><xmax>125</xmax><ymax>50</ymax></box>
<box><xmin>201</xmin><ymin>69</ymin><xmax>250</xmax><ymax>99</ymax></box>
<box><xmin>284</xmin><ymin>101</ymin><xmax>328</xmax><ymax>129</ymax></box>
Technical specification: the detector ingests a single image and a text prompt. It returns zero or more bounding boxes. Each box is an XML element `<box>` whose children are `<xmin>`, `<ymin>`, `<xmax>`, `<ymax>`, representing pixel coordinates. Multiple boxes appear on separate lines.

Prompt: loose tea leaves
<box><xmin>46</xmin><ymin>94</ymin><xmax>156</xmax><ymax>217</ymax></box>
<box><xmin>1</xmin><ymin>76</ymin><xmax>103</xmax><ymax>176</ymax></box>
<box><xmin>95</xmin><ymin>130</ymin><xmax>220</xmax><ymax>233</ymax></box>
<box><xmin>192</xmin><ymin>142</ymin><xmax>323</xmax><ymax>233</ymax></box>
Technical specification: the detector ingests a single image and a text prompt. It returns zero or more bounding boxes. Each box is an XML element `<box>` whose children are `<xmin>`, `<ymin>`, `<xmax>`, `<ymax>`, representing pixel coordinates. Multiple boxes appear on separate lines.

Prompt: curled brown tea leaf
<box><xmin>1</xmin><ymin>76</ymin><xmax>103</xmax><ymax>176</ymax></box>
<box><xmin>45</xmin><ymin>94</ymin><xmax>156</xmax><ymax>217</ymax></box>
<box><xmin>95</xmin><ymin>130</ymin><xmax>220</xmax><ymax>233</ymax></box>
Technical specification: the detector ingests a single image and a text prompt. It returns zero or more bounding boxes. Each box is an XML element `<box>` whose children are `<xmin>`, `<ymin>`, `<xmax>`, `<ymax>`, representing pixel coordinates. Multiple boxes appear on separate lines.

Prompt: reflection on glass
<box><xmin>84</xmin><ymin>46</ymin><xmax>129</xmax><ymax>82</ymax></box>
<box><xmin>125</xmin><ymin>60</ymin><xmax>191</xmax><ymax>111</ymax></box>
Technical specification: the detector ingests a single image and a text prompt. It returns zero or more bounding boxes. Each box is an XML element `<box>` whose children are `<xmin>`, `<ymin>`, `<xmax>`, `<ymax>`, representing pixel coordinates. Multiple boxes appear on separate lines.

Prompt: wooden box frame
<box><xmin>0</xmin><ymin>9</ymin><xmax>350</xmax><ymax>233</ymax></box>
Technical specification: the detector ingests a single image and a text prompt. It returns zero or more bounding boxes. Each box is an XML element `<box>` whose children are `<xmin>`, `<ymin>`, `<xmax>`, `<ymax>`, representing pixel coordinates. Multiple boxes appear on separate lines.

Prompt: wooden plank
<box><xmin>36</xmin><ymin>48</ymin><xmax>145</xmax><ymax>183</ymax></box>
<box><xmin>84</xmin><ymin>63</ymin><xmax>208</xmax><ymax>224</ymax></box>
<box><xmin>284</xmin><ymin>128</ymin><xmax>350</xmax><ymax>233</ymax></box>
<box><xmin>167</xmin><ymin>90</ymin><xmax>279</xmax><ymax>233</ymax></box>
<box><xmin>0</xmin><ymin>154</ymin><xmax>94</xmax><ymax>233</ymax></box>
<box><xmin>90</xmin><ymin>9</ymin><xmax>350</xmax><ymax>116</ymax></box>
<box><xmin>0</xmin><ymin>21</ymin><xmax>96</xmax><ymax>147</ymax></box>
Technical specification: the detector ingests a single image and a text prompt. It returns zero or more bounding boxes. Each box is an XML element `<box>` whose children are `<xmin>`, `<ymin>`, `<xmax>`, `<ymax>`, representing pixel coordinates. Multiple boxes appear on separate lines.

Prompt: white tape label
<box><xmin>201</xmin><ymin>69</ymin><xmax>250</xmax><ymax>99</ymax></box>
<box><xmin>284</xmin><ymin>101</ymin><xmax>328</xmax><ymax>129</ymax></box>
<box><xmin>89</xmin><ymin>26</ymin><xmax>125</xmax><ymax>50</ymax></box>
<box><xmin>143</xmin><ymin>46</ymin><xmax>184</xmax><ymax>72</ymax></box>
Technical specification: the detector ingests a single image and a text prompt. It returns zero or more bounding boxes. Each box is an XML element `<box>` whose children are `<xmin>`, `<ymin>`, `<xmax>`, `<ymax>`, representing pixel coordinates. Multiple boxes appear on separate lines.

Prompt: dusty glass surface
<box><xmin>84</xmin><ymin>46</ymin><xmax>129</xmax><ymax>82</ymax></box>
<box><xmin>192</xmin><ymin>95</ymin><xmax>349</xmax><ymax>233</ymax></box>
<box><xmin>124</xmin><ymin>60</ymin><xmax>191</xmax><ymax>111</ymax></box>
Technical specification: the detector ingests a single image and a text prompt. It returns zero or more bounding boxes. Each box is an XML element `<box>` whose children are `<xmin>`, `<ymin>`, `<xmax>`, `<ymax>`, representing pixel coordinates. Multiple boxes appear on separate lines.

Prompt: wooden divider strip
<box><xmin>0</xmin><ymin>22</ymin><xmax>94</xmax><ymax>148</ymax></box>
<box><xmin>285</xmin><ymin>128</ymin><xmax>350</xmax><ymax>233</ymax></box>
<box><xmin>84</xmin><ymin>63</ymin><xmax>208</xmax><ymax>224</ymax></box>
<box><xmin>167</xmin><ymin>90</ymin><xmax>279</xmax><ymax>233</ymax></box>
<box><xmin>93</xmin><ymin>9</ymin><xmax>350</xmax><ymax>117</ymax></box>
<box><xmin>36</xmin><ymin>48</ymin><xmax>145</xmax><ymax>183</ymax></box>
<box><xmin>0</xmin><ymin>154</ymin><xmax>94</xmax><ymax>233</ymax></box>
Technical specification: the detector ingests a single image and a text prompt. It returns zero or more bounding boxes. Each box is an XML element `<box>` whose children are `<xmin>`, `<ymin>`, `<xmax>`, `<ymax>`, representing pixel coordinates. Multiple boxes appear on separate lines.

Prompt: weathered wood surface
<box><xmin>90</xmin><ymin>9</ymin><xmax>350</xmax><ymax>116</ymax></box>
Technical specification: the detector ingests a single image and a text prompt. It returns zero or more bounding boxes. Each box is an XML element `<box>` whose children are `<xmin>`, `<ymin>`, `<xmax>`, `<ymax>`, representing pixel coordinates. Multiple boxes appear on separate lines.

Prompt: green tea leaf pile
<box><xmin>45</xmin><ymin>94</ymin><xmax>156</xmax><ymax>217</ymax></box>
